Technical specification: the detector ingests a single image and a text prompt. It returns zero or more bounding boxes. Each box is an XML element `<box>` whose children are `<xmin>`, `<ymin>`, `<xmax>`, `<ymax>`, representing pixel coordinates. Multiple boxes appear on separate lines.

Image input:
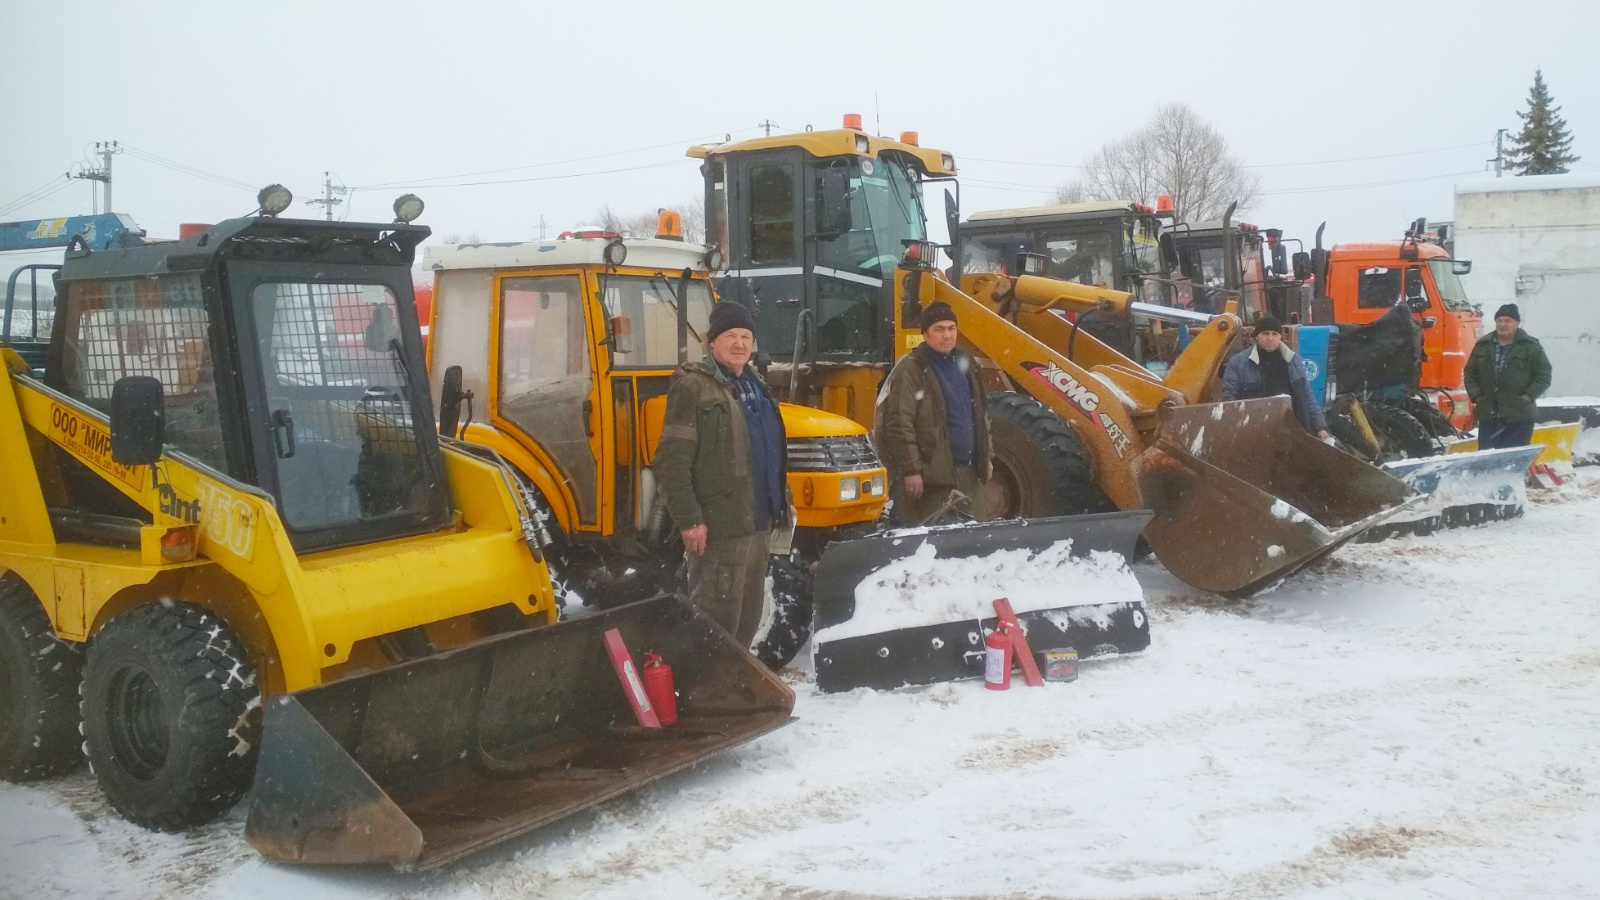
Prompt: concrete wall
<box><xmin>1453</xmin><ymin>173</ymin><xmax>1600</xmax><ymax>395</ymax></box>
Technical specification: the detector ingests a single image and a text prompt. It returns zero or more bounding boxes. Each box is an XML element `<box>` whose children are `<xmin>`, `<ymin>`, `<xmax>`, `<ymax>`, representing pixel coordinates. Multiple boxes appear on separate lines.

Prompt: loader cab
<box><xmin>693</xmin><ymin>125</ymin><xmax>957</xmax><ymax>371</ymax></box>
<box><xmin>959</xmin><ymin>202</ymin><xmax>1172</xmax><ymax>305</ymax></box>
<box><xmin>1168</xmin><ymin>220</ymin><xmax>1271</xmax><ymax>318</ymax></box>
<box><xmin>45</xmin><ymin>215</ymin><xmax>449</xmax><ymax>553</ymax></box>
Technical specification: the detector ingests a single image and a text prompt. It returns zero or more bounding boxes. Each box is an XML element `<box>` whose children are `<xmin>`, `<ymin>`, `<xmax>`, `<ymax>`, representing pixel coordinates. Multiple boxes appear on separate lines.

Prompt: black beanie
<box><xmin>707</xmin><ymin>301</ymin><xmax>756</xmax><ymax>342</ymax></box>
<box><xmin>1495</xmin><ymin>303</ymin><xmax>1520</xmax><ymax>322</ymax></box>
<box><xmin>1253</xmin><ymin>316</ymin><xmax>1284</xmax><ymax>335</ymax></box>
<box><xmin>920</xmin><ymin>301</ymin><xmax>957</xmax><ymax>331</ymax></box>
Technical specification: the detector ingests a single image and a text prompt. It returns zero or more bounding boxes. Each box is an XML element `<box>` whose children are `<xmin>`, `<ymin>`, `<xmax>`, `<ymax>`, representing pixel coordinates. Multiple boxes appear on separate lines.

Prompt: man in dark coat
<box><xmin>1464</xmin><ymin>303</ymin><xmax>1553</xmax><ymax>449</ymax></box>
<box><xmin>873</xmin><ymin>302</ymin><xmax>993</xmax><ymax>525</ymax></box>
<box><xmin>1221</xmin><ymin>317</ymin><xmax>1331</xmax><ymax>440</ymax></box>
<box><xmin>654</xmin><ymin>301</ymin><xmax>790</xmax><ymax>644</ymax></box>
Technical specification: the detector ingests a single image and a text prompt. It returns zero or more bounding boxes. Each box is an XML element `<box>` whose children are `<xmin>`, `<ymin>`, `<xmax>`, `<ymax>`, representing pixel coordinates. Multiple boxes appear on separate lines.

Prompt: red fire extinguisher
<box><xmin>984</xmin><ymin>626</ymin><xmax>1012</xmax><ymax>691</ymax></box>
<box><xmin>641</xmin><ymin>652</ymin><xmax>678</xmax><ymax>726</ymax></box>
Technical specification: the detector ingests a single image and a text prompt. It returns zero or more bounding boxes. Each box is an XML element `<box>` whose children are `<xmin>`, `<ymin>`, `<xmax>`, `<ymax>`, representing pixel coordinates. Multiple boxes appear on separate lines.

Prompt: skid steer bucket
<box><xmin>810</xmin><ymin>512</ymin><xmax>1153</xmax><ymax>693</ymax></box>
<box><xmin>244</xmin><ymin>595</ymin><xmax>793</xmax><ymax>871</ymax></box>
<box><xmin>1137</xmin><ymin>398</ymin><xmax>1420</xmax><ymax>598</ymax></box>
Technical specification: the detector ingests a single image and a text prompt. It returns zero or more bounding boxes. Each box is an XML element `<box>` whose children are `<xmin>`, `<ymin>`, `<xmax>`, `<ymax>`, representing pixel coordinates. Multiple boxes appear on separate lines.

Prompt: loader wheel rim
<box><xmin>105</xmin><ymin>665</ymin><xmax>169</xmax><ymax>780</ymax></box>
<box><xmin>983</xmin><ymin>461</ymin><xmax>1024</xmax><ymax>520</ymax></box>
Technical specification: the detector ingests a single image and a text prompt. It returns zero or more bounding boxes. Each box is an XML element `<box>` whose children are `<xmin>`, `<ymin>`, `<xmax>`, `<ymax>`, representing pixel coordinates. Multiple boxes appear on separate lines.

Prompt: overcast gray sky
<box><xmin>5</xmin><ymin>0</ymin><xmax>1596</xmax><ymax>270</ymax></box>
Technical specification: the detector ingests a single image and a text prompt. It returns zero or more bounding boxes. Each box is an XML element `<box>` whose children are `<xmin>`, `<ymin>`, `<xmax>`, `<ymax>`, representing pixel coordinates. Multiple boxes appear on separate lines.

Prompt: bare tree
<box><xmin>593</xmin><ymin>198</ymin><xmax>707</xmax><ymax>243</ymax></box>
<box><xmin>1054</xmin><ymin>104</ymin><xmax>1259</xmax><ymax>222</ymax></box>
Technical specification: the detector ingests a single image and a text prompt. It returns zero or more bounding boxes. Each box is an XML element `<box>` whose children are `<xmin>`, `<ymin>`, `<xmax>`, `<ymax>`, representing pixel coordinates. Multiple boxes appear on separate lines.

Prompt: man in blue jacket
<box><xmin>1222</xmin><ymin>317</ymin><xmax>1332</xmax><ymax>440</ymax></box>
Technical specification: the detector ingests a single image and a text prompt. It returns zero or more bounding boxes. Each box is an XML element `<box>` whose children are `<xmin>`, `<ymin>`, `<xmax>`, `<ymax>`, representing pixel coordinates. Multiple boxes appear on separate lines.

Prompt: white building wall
<box><xmin>1453</xmin><ymin>172</ymin><xmax>1600</xmax><ymax>395</ymax></box>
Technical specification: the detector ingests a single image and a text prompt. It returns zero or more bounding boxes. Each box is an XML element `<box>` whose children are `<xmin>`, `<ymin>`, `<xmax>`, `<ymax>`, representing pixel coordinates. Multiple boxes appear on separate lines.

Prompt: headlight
<box><xmin>257</xmin><ymin>184</ymin><xmax>293</xmax><ymax>216</ymax></box>
<box><xmin>393</xmin><ymin>193</ymin><xmax>425</xmax><ymax>223</ymax></box>
<box><xmin>866</xmin><ymin>473</ymin><xmax>885</xmax><ymax>496</ymax></box>
<box><xmin>839</xmin><ymin>477</ymin><xmax>860</xmax><ymax>502</ymax></box>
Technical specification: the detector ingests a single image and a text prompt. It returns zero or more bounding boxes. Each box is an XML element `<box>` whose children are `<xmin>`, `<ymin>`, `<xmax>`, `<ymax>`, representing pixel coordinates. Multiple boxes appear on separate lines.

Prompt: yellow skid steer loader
<box><xmin>0</xmin><ymin>194</ymin><xmax>792</xmax><ymax>870</ymax></box>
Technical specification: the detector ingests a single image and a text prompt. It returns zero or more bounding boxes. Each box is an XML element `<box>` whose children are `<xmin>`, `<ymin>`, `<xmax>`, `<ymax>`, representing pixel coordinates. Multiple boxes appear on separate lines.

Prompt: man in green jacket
<box><xmin>874</xmin><ymin>302</ymin><xmax>993</xmax><ymax>525</ymax></box>
<box><xmin>1464</xmin><ymin>303</ymin><xmax>1554</xmax><ymax>449</ymax></box>
<box><xmin>655</xmin><ymin>301</ymin><xmax>790</xmax><ymax>644</ymax></box>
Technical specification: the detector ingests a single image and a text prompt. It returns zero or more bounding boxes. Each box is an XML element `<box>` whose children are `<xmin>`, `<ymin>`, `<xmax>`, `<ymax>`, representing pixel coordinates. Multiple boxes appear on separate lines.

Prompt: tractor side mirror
<box><xmin>1270</xmin><ymin>243</ymin><xmax>1289</xmax><ymax>276</ymax></box>
<box><xmin>1159</xmin><ymin>233</ymin><xmax>1179</xmax><ymax>271</ymax></box>
<box><xmin>1291</xmin><ymin>251</ymin><xmax>1313</xmax><ymax>281</ymax></box>
<box><xmin>438</xmin><ymin>365</ymin><xmax>465</xmax><ymax>438</ymax></box>
<box><xmin>818</xmin><ymin>167</ymin><xmax>852</xmax><ymax>238</ymax></box>
<box><xmin>1177</xmin><ymin>243</ymin><xmax>1198</xmax><ymax>280</ymax></box>
<box><xmin>944</xmin><ymin>189</ymin><xmax>960</xmax><ymax>247</ymax></box>
<box><xmin>110</xmin><ymin>375</ymin><xmax>165</xmax><ymax>466</ymax></box>
<box><xmin>1012</xmin><ymin>252</ymin><xmax>1047</xmax><ymax>277</ymax></box>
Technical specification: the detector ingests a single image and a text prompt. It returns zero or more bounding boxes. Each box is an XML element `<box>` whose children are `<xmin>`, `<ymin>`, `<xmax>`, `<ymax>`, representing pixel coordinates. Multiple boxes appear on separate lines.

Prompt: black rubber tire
<box><xmin>81</xmin><ymin>603</ymin><xmax>261</xmax><ymax>831</ymax></box>
<box><xmin>983</xmin><ymin>392</ymin><xmax>1113</xmax><ymax>519</ymax></box>
<box><xmin>0</xmin><ymin>575</ymin><xmax>83</xmax><ymax>782</ymax></box>
<box><xmin>1363</xmin><ymin>402</ymin><xmax>1438</xmax><ymax>460</ymax></box>
<box><xmin>751</xmin><ymin>554</ymin><xmax>813</xmax><ymax>670</ymax></box>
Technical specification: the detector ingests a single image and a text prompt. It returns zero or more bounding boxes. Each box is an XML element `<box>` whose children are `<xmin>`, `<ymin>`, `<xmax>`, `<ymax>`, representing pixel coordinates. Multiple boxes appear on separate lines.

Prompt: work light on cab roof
<box><xmin>256</xmin><ymin>184</ymin><xmax>293</xmax><ymax>217</ymax></box>
<box><xmin>393</xmin><ymin>193</ymin><xmax>425</xmax><ymax>224</ymax></box>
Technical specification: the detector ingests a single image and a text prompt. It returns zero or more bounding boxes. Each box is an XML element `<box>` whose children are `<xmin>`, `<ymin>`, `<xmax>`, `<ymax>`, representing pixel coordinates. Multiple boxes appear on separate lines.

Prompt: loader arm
<box><xmin>913</xmin><ymin>273</ymin><xmax>1147</xmax><ymax>511</ymax></box>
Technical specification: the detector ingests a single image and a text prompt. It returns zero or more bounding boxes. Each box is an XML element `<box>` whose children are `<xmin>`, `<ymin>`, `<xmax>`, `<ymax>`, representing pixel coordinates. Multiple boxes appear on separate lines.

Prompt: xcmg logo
<box><xmin>1022</xmin><ymin>361</ymin><xmax>1100</xmax><ymax>412</ymax></box>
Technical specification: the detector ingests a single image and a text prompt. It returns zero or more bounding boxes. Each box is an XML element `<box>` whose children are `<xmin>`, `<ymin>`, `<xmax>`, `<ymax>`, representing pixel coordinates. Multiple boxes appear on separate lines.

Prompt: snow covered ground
<box><xmin>4</xmin><ymin>475</ymin><xmax>1599</xmax><ymax>899</ymax></box>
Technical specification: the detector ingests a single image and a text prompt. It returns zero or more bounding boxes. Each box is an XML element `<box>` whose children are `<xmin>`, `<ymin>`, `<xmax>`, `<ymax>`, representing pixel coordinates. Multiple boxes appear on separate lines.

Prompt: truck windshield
<box><xmin>1427</xmin><ymin>260</ymin><xmax>1476</xmax><ymax>313</ymax></box>
<box><xmin>816</xmin><ymin>156</ymin><xmax>927</xmax><ymax>278</ymax></box>
<box><xmin>600</xmin><ymin>274</ymin><xmax>713</xmax><ymax>367</ymax></box>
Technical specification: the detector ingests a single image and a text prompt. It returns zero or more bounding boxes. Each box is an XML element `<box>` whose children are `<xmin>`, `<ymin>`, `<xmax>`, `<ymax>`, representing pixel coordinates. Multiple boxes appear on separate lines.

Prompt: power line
<box><xmin>1258</xmin><ymin>170</ymin><xmax>1483</xmax><ymax>196</ymax></box>
<box><xmin>119</xmin><ymin>144</ymin><xmax>258</xmax><ymax>192</ymax></box>
<box><xmin>353</xmin><ymin>128</ymin><xmax>759</xmax><ymax>190</ymax></box>
<box><xmin>371</xmin><ymin>158</ymin><xmax>694</xmax><ymax>191</ymax></box>
<box><xmin>0</xmin><ymin>176</ymin><xmax>75</xmax><ymax>218</ymax></box>
<box><xmin>962</xmin><ymin>141</ymin><xmax>1489</xmax><ymax>172</ymax></box>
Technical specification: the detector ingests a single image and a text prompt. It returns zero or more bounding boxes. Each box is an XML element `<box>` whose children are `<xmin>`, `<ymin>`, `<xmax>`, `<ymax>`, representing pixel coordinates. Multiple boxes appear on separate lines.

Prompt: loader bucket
<box><xmin>244</xmin><ymin>595</ymin><xmax>793</xmax><ymax>871</ymax></box>
<box><xmin>1136</xmin><ymin>398</ymin><xmax>1420</xmax><ymax>597</ymax></box>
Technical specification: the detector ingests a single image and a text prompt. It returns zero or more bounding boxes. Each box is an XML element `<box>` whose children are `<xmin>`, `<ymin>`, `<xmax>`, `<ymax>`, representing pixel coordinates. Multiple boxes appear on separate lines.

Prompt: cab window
<box><xmin>600</xmin><ymin>275</ymin><xmax>711</xmax><ymax>367</ymax></box>
<box><xmin>748</xmin><ymin>165</ymin><xmax>796</xmax><ymax>265</ymax></box>
<box><xmin>1043</xmin><ymin>231</ymin><xmax>1116</xmax><ymax>286</ymax></box>
<box><xmin>57</xmin><ymin>273</ymin><xmax>227</xmax><ymax>470</ymax></box>
<box><xmin>1357</xmin><ymin>267</ymin><xmax>1404</xmax><ymax>309</ymax></box>
<box><xmin>499</xmin><ymin>275</ymin><xmax>588</xmax><ymax>394</ymax></box>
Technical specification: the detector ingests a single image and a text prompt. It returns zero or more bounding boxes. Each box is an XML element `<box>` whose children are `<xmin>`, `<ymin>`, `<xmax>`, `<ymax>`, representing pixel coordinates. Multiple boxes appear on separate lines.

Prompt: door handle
<box><xmin>271</xmin><ymin>408</ymin><xmax>296</xmax><ymax>458</ymax></box>
<box><xmin>582</xmin><ymin>399</ymin><xmax>594</xmax><ymax>437</ymax></box>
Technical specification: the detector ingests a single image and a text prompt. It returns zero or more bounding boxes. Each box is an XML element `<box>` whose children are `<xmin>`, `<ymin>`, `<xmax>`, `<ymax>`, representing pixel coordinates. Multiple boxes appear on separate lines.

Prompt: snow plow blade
<box><xmin>812</xmin><ymin>511</ymin><xmax>1151</xmax><ymax>631</ymax></box>
<box><xmin>1361</xmin><ymin>445</ymin><xmax>1544</xmax><ymax>541</ymax></box>
<box><xmin>1137</xmin><ymin>398</ymin><xmax>1421</xmax><ymax>598</ymax></box>
<box><xmin>810</xmin><ymin>511</ymin><xmax>1153</xmax><ymax>693</ymax></box>
<box><xmin>243</xmin><ymin>595</ymin><xmax>794</xmax><ymax>871</ymax></box>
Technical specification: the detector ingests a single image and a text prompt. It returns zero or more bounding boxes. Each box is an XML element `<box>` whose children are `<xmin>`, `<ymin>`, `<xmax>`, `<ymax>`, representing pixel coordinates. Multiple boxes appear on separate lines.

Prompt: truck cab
<box><xmin>1326</xmin><ymin>238</ymin><xmax>1481</xmax><ymax>428</ymax></box>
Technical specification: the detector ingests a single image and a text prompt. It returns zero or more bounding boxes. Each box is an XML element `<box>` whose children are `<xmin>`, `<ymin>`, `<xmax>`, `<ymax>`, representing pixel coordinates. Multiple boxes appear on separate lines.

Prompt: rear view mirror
<box><xmin>1177</xmin><ymin>243</ymin><xmax>1198</xmax><ymax>280</ymax></box>
<box><xmin>438</xmin><ymin>365</ymin><xmax>465</xmax><ymax>438</ymax></box>
<box><xmin>944</xmin><ymin>189</ymin><xmax>960</xmax><ymax>248</ymax></box>
<box><xmin>1159</xmin><ymin>233</ymin><xmax>1179</xmax><ymax>271</ymax></box>
<box><xmin>818</xmin><ymin>167</ymin><xmax>852</xmax><ymax>237</ymax></box>
<box><xmin>110</xmin><ymin>375</ymin><xmax>165</xmax><ymax>466</ymax></box>
<box><xmin>1270</xmin><ymin>243</ymin><xmax>1289</xmax><ymax>276</ymax></box>
<box><xmin>1453</xmin><ymin>259</ymin><xmax>1472</xmax><ymax>276</ymax></box>
<box><xmin>1292</xmin><ymin>251</ymin><xmax>1313</xmax><ymax>281</ymax></box>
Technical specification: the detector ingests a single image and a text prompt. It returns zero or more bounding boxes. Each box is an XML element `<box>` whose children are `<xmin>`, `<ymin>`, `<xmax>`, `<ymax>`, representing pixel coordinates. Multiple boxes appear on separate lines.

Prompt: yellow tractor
<box><xmin>691</xmin><ymin>123</ymin><xmax>1416</xmax><ymax>596</ymax></box>
<box><xmin>423</xmin><ymin>214</ymin><xmax>887</xmax><ymax>666</ymax></box>
<box><xmin>0</xmin><ymin>194</ymin><xmax>793</xmax><ymax>870</ymax></box>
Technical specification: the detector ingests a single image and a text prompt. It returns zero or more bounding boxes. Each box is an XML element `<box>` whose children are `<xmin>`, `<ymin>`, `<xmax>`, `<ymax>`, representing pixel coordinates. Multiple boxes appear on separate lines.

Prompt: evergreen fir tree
<box><xmin>1506</xmin><ymin>69</ymin><xmax>1580</xmax><ymax>176</ymax></box>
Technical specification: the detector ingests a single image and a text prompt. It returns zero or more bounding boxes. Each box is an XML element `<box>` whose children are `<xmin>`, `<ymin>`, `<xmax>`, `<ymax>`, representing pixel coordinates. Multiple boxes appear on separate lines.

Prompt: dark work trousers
<box><xmin>891</xmin><ymin>465</ymin><xmax>986</xmax><ymax>526</ymax></box>
<box><xmin>1479</xmin><ymin>417</ymin><xmax>1535</xmax><ymax>449</ymax></box>
<box><xmin>686</xmin><ymin>530</ymin><xmax>769</xmax><ymax>646</ymax></box>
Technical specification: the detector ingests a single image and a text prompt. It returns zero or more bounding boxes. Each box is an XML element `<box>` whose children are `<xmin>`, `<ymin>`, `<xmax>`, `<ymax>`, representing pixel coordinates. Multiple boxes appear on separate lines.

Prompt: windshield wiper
<box><xmin>652</xmin><ymin>273</ymin><xmax>705</xmax><ymax>343</ymax></box>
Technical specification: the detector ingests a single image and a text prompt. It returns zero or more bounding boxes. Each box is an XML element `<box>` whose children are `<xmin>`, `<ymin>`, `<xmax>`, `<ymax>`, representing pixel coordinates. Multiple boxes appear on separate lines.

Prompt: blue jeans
<box><xmin>1479</xmin><ymin>418</ymin><xmax>1535</xmax><ymax>449</ymax></box>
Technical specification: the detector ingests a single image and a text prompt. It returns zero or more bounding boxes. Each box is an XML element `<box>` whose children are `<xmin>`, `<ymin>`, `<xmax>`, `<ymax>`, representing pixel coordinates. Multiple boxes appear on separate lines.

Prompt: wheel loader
<box><xmin>422</xmin><ymin>214</ymin><xmax>889</xmax><ymax>668</ymax></box>
<box><xmin>690</xmin><ymin>122</ymin><xmax>1418</xmax><ymax>596</ymax></box>
<box><xmin>0</xmin><ymin>193</ymin><xmax>793</xmax><ymax>870</ymax></box>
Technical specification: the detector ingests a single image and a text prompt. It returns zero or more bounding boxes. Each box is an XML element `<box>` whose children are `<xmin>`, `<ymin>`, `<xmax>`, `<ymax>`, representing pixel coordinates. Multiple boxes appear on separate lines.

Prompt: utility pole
<box><xmin>536</xmin><ymin>215</ymin><xmax>549</xmax><ymax>240</ymax></box>
<box><xmin>759</xmin><ymin>119</ymin><xmax>776</xmax><ymax>137</ymax></box>
<box><xmin>1488</xmin><ymin>128</ymin><xmax>1509</xmax><ymax>178</ymax></box>
<box><xmin>70</xmin><ymin>141</ymin><xmax>121</xmax><ymax>213</ymax></box>
<box><xmin>305</xmin><ymin>171</ymin><xmax>348</xmax><ymax>220</ymax></box>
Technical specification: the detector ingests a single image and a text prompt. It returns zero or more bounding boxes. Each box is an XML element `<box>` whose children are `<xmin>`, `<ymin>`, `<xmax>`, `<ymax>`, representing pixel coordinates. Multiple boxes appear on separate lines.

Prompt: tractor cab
<box><xmin>45</xmin><ymin>202</ymin><xmax>449</xmax><ymax>554</ymax></box>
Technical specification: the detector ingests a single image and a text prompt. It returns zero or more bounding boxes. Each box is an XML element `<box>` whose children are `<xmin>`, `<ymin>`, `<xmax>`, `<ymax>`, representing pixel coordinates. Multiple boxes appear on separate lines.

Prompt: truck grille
<box><xmin>787</xmin><ymin>435</ymin><xmax>879</xmax><ymax>472</ymax></box>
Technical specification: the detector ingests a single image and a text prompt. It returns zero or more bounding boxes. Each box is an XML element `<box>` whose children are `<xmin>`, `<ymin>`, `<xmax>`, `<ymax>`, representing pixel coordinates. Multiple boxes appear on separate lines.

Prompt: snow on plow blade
<box><xmin>1361</xmin><ymin>445</ymin><xmax>1544</xmax><ymax>541</ymax></box>
<box><xmin>244</xmin><ymin>595</ymin><xmax>794</xmax><ymax>871</ymax></box>
<box><xmin>1137</xmin><ymin>397</ymin><xmax>1420</xmax><ymax>598</ymax></box>
<box><xmin>810</xmin><ymin>511</ymin><xmax>1154</xmax><ymax>693</ymax></box>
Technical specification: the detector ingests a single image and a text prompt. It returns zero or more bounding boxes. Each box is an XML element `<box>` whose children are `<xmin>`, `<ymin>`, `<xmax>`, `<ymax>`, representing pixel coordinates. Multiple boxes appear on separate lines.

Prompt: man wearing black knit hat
<box><xmin>1464</xmin><ymin>303</ymin><xmax>1553</xmax><ymax>449</ymax></box>
<box><xmin>655</xmin><ymin>301</ymin><xmax>791</xmax><ymax>644</ymax></box>
<box><xmin>1221</xmin><ymin>316</ymin><xmax>1332</xmax><ymax>440</ymax></box>
<box><xmin>874</xmin><ymin>302</ymin><xmax>993</xmax><ymax>525</ymax></box>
